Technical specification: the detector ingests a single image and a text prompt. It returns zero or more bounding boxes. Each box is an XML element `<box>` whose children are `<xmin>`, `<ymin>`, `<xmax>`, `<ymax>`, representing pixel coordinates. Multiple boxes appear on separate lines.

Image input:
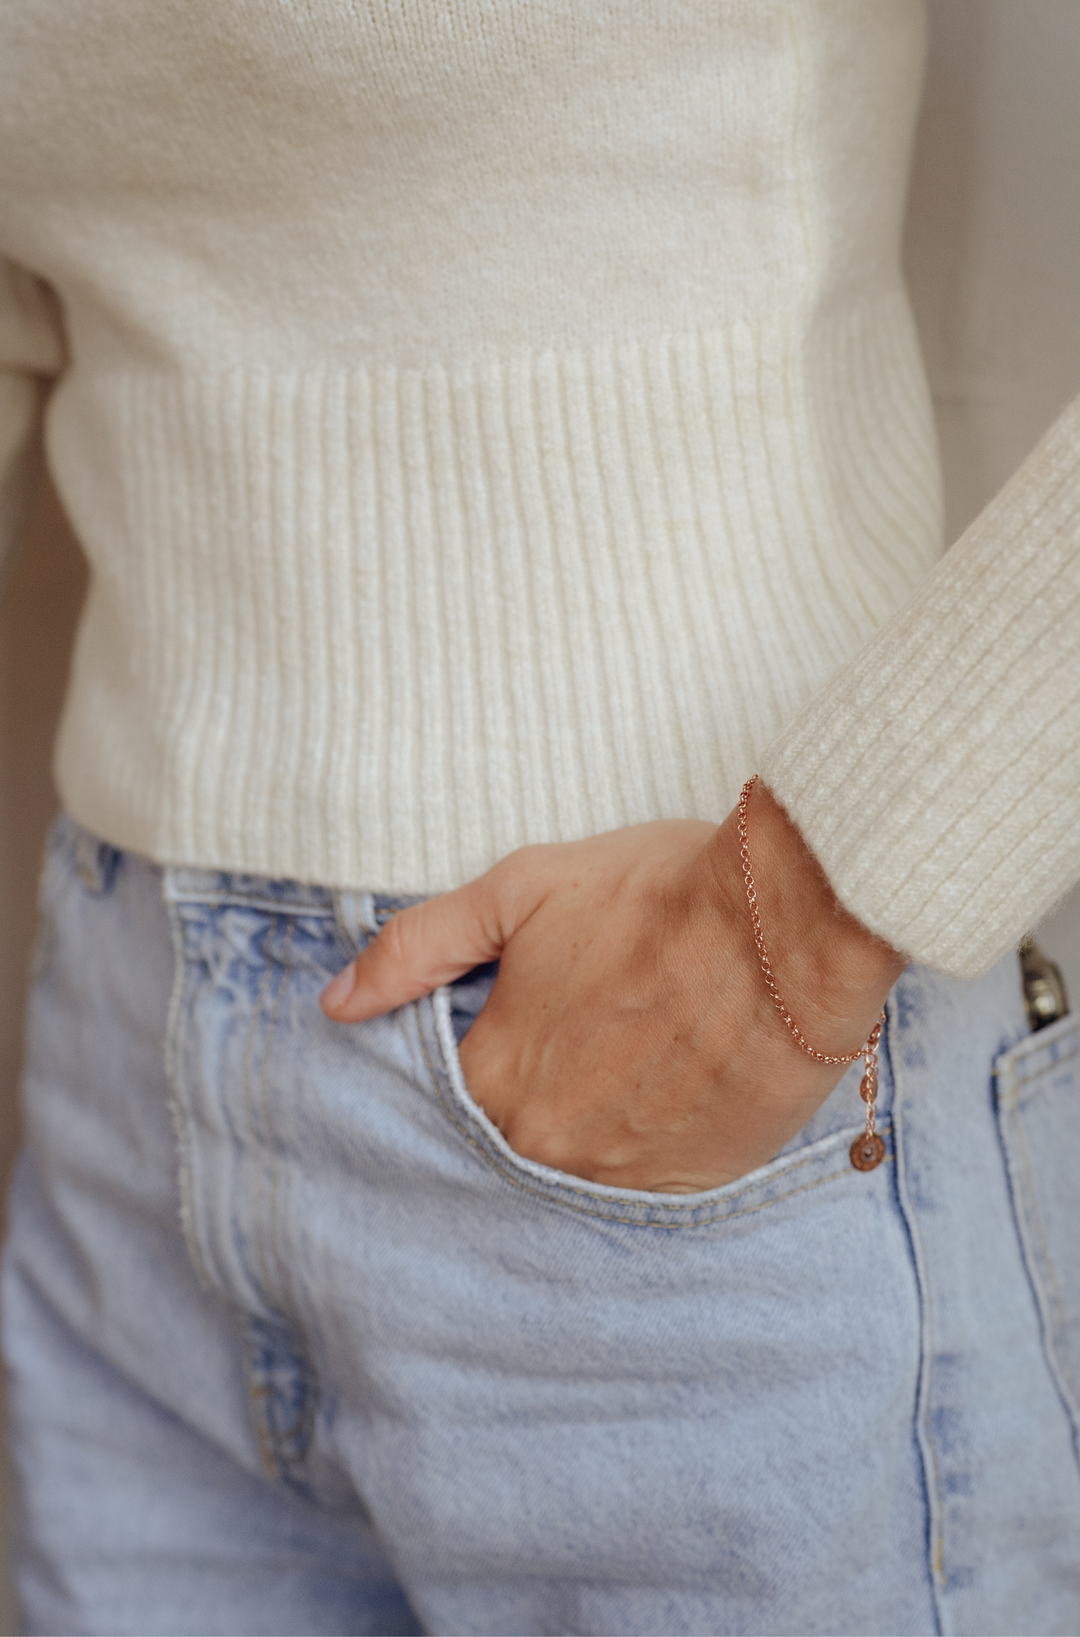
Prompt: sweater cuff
<box><xmin>759</xmin><ymin>395</ymin><xmax>1080</xmax><ymax>980</ymax></box>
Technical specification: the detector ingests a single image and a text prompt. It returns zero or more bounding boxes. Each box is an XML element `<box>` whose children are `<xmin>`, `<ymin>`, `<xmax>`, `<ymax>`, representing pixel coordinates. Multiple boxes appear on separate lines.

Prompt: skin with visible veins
<box><xmin>321</xmin><ymin>779</ymin><xmax>905</xmax><ymax>1193</ymax></box>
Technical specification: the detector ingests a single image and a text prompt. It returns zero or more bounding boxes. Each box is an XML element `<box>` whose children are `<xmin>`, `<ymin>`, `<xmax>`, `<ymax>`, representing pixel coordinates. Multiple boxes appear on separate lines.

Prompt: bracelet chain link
<box><xmin>738</xmin><ymin>776</ymin><xmax>886</xmax><ymax>1172</ymax></box>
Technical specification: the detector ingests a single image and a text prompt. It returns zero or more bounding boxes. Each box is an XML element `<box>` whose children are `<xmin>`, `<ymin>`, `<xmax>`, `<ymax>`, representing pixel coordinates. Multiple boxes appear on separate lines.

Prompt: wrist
<box><xmin>702</xmin><ymin>779</ymin><xmax>905</xmax><ymax>1054</ymax></box>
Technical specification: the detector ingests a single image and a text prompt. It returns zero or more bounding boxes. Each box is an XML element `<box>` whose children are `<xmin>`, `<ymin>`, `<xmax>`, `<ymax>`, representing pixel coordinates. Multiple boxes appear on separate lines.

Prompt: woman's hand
<box><xmin>320</xmin><ymin>782</ymin><xmax>905</xmax><ymax>1192</ymax></box>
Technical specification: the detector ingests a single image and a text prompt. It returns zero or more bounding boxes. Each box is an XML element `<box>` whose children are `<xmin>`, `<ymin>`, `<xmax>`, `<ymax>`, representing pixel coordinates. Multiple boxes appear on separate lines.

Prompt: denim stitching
<box><xmin>246</xmin><ymin>1315</ymin><xmax>318</xmax><ymax>1494</ymax></box>
<box><xmin>162</xmin><ymin>885</ymin><xmax>218</xmax><ymax>1298</ymax></box>
<box><xmin>162</xmin><ymin>888</ymin><xmax>337</xmax><ymax>919</ymax></box>
<box><xmin>164</xmin><ymin>888</ymin><xmax>318</xmax><ymax>1488</ymax></box>
<box><xmin>426</xmin><ymin>988</ymin><xmax>876</xmax><ymax>1209</ymax></box>
<box><xmin>888</xmin><ymin>991</ymin><xmax>947</xmax><ymax>1622</ymax></box>
<box><xmin>998</xmin><ymin>1025</ymin><xmax>1080</xmax><ymax>1102</ymax></box>
<box><xmin>240</xmin><ymin>914</ymin><xmax>282</xmax><ymax>1310</ymax></box>
<box><xmin>245</xmin><ymin>919</ymin><xmax>321</xmax><ymax>1491</ymax></box>
<box><xmin>995</xmin><ymin>1086</ymin><xmax>1080</xmax><ymax>1462</ymax></box>
<box><xmin>239</xmin><ymin>914</ymin><xmax>322</xmax><ymax>1489</ymax></box>
<box><xmin>259</xmin><ymin>919</ymin><xmax>298</xmax><ymax>1316</ymax></box>
<box><xmin>994</xmin><ymin>1026</ymin><xmax>1080</xmax><ymax>1419</ymax></box>
<box><xmin>414</xmin><ymin>999</ymin><xmax>886</xmax><ymax>1229</ymax></box>
<box><xmin>248</xmin><ymin>1320</ymin><xmax>283</xmax><ymax>1482</ymax></box>
<box><xmin>1011</xmin><ymin>1113</ymin><xmax>1071</xmax><ymax>1367</ymax></box>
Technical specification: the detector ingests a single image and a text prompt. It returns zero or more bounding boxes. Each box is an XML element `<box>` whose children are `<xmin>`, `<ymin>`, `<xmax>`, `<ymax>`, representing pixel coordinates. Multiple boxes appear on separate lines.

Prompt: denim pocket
<box><xmin>994</xmin><ymin>1012</ymin><xmax>1080</xmax><ymax>1451</ymax></box>
<box><xmin>419</xmin><ymin>980</ymin><xmax>881</xmax><ymax>1229</ymax></box>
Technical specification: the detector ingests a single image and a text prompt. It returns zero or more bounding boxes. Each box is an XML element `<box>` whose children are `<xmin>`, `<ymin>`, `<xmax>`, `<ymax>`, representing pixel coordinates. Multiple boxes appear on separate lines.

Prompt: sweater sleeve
<box><xmin>759</xmin><ymin>393</ymin><xmax>1080</xmax><ymax>980</ymax></box>
<box><xmin>0</xmin><ymin>258</ymin><xmax>65</xmax><ymax>585</ymax></box>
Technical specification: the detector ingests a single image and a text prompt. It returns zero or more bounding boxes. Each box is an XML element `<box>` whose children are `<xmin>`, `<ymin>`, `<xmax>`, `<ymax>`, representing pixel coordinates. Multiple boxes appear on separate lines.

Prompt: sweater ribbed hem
<box><xmin>51</xmin><ymin>296</ymin><xmax>940</xmax><ymax>891</ymax></box>
<box><xmin>760</xmin><ymin>396</ymin><xmax>1080</xmax><ymax>979</ymax></box>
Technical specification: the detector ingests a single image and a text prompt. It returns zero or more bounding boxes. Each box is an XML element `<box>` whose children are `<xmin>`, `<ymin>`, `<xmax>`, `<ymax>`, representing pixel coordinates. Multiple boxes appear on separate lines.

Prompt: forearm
<box><xmin>761</xmin><ymin>395</ymin><xmax>1080</xmax><ymax>979</ymax></box>
<box><xmin>700</xmin><ymin>776</ymin><xmax>905</xmax><ymax>1057</ymax></box>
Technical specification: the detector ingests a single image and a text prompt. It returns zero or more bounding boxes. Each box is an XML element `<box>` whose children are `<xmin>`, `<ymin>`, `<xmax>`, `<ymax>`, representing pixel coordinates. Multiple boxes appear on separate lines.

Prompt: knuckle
<box><xmin>359</xmin><ymin>913</ymin><xmax>413</xmax><ymax>994</ymax></box>
<box><xmin>489</xmin><ymin>844</ymin><xmax>549</xmax><ymax>918</ymax></box>
<box><xmin>489</xmin><ymin>848</ymin><xmax>530</xmax><ymax>890</ymax></box>
<box><xmin>501</xmin><ymin>1108</ymin><xmax>572</xmax><ymax>1173</ymax></box>
<box><xmin>381</xmin><ymin>904</ymin><xmax>425</xmax><ymax>962</ymax></box>
<box><xmin>377</xmin><ymin>912</ymin><xmax>408</xmax><ymax>962</ymax></box>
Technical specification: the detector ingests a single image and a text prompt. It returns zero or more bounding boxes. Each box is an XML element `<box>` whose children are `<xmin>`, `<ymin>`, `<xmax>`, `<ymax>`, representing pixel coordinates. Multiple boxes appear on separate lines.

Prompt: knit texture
<box><xmin>0</xmin><ymin>1</ymin><xmax>1076</xmax><ymax>974</ymax></box>
<box><xmin>761</xmin><ymin>396</ymin><xmax>1080</xmax><ymax>978</ymax></box>
<box><xmin>44</xmin><ymin>301</ymin><xmax>939</xmax><ymax>891</ymax></box>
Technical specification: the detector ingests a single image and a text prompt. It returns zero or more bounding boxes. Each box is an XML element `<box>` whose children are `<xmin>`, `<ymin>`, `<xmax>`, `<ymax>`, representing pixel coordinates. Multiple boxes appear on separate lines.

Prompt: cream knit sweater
<box><xmin>0</xmin><ymin>1</ymin><xmax>1077</xmax><ymax>979</ymax></box>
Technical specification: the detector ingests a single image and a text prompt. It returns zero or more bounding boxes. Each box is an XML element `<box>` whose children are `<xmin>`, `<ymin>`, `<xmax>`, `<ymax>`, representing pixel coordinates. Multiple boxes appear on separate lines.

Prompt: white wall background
<box><xmin>0</xmin><ymin>0</ymin><xmax>1078</xmax><ymax>1622</ymax></box>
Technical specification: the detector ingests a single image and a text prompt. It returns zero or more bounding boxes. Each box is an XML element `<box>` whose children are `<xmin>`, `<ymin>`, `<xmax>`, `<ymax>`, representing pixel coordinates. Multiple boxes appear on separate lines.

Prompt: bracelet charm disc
<box><xmin>850</xmin><ymin>1132</ymin><xmax>886</xmax><ymax>1171</ymax></box>
<box><xmin>738</xmin><ymin>776</ymin><xmax>887</xmax><ymax>1175</ymax></box>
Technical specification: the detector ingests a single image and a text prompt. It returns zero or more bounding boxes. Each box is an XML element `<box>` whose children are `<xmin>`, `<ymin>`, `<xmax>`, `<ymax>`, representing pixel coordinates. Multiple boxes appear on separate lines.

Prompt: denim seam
<box><xmin>259</xmin><ymin>918</ymin><xmax>299</xmax><ymax>1319</ymax></box>
<box><xmin>248</xmin><ymin>1321</ymin><xmax>284</xmax><ymax>1483</ymax></box>
<box><xmin>162</xmin><ymin>887</ymin><xmax>320</xmax><ymax>1489</ymax></box>
<box><xmin>998</xmin><ymin>1026</ymin><xmax>1079</xmax><ymax>1101</ymax></box>
<box><xmin>427</xmin><ymin>987</ymin><xmax>881</xmax><ymax>1211</ymax></box>
<box><xmin>993</xmin><ymin>1085</ymin><xmax>1080</xmax><ymax>1468</ymax></box>
<box><xmin>429</xmin><ymin>988</ymin><xmax>861</xmax><ymax>1208</ymax></box>
<box><xmin>414</xmin><ymin>998</ymin><xmax>888</xmax><ymax>1229</ymax></box>
<box><xmin>246</xmin><ymin>1316</ymin><xmax>319</xmax><ymax>1495</ymax></box>
<box><xmin>161</xmin><ymin>882</ymin><xmax>219</xmax><ymax>1299</ymax></box>
<box><xmin>240</xmin><ymin>914</ymin><xmax>284</xmax><ymax>1311</ymax></box>
<box><xmin>162</xmin><ymin>887</ymin><xmax>338</xmax><ymax>918</ymax></box>
<box><xmin>1012</xmin><ymin>1112</ymin><xmax>1076</xmax><ymax>1403</ymax></box>
<box><xmin>239</xmin><ymin>917</ymin><xmax>321</xmax><ymax>1486</ymax></box>
<box><xmin>888</xmin><ymin>991</ymin><xmax>948</xmax><ymax>1632</ymax></box>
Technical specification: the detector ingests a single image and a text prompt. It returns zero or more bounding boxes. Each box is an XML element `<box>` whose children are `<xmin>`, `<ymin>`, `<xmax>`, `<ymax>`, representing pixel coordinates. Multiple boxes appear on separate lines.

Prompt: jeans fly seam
<box><xmin>259</xmin><ymin>918</ymin><xmax>299</xmax><ymax>1321</ymax></box>
<box><xmin>240</xmin><ymin>914</ymin><xmax>283</xmax><ymax>1312</ymax></box>
<box><xmin>161</xmin><ymin>882</ymin><xmax>218</xmax><ymax>1300</ymax></box>
<box><xmin>248</xmin><ymin>1327</ymin><xmax>284</xmax><ymax>1483</ymax></box>
<box><xmin>255</xmin><ymin>923</ymin><xmax>322</xmax><ymax>1487</ymax></box>
<box><xmin>414</xmin><ymin>1000</ymin><xmax>884</xmax><ymax>1228</ymax></box>
<box><xmin>246</xmin><ymin>1316</ymin><xmax>319</xmax><ymax>1493</ymax></box>
<box><xmin>238</xmin><ymin>918</ymin><xmax>318</xmax><ymax>1484</ymax></box>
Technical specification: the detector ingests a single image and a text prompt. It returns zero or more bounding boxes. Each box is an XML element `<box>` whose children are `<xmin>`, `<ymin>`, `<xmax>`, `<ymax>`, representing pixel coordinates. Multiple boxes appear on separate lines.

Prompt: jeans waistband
<box><xmin>56</xmin><ymin>812</ymin><xmax>420</xmax><ymax>939</ymax></box>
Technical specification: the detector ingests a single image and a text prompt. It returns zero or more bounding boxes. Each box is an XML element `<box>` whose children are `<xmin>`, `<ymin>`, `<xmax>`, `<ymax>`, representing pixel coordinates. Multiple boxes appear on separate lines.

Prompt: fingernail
<box><xmin>320</xmin><ymin>965</ymin><xmax>355</xmax><ymax>1013</ymax></box>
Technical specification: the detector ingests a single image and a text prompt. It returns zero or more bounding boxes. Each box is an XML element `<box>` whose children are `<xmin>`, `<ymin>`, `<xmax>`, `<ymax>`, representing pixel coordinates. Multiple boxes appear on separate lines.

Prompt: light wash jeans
<box><xmin>4</xmin><ymin>816</ymin><xmax>1080</xmax><ymax>1636</ymax></box>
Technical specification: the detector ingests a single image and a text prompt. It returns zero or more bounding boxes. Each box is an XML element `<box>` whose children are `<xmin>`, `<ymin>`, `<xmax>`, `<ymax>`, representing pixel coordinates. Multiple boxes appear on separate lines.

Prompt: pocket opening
<box><xmin>420</xmin><ymin>985</ymin><xmax>880</xmax><ymax>1229</ymax></box>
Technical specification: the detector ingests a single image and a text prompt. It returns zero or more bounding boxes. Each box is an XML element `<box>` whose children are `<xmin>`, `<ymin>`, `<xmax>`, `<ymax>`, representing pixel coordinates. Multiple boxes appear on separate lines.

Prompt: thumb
<box><xmin>319</xmin><ymin>873</ymin><xmax>508</xmax><ymax>1023</ymax></box>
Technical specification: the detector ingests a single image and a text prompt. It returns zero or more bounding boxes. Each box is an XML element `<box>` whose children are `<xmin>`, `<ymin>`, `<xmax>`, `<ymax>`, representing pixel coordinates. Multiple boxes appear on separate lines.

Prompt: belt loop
<box><xmin>75</xmin><ymin>831</ymin><xmax>103</xmax><ymax>893</ymax></box>
<box><xmin>75</xmin><ymin>831</ymin><xmax>121</xmax><ymax>896</ymax></box>
<box><xmin>334</xmin><ymin>890</ymin><xmax>379</xmax><ymax>947</ymax></box>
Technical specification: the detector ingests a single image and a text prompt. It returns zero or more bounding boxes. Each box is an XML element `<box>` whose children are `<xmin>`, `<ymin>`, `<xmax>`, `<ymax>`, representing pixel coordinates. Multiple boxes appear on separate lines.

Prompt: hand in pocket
<box><xmin>321</xmin><ymin>782</ymin><xmax>904</xmax><ymax>1191</ymax></box>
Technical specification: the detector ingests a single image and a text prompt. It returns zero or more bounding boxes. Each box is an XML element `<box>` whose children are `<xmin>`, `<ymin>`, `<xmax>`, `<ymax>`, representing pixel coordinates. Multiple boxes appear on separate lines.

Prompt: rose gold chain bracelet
<box><xmin>738</xmin><ymin>776</ymin><xmax>885</xmax><ymax>1173</ymax></box>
